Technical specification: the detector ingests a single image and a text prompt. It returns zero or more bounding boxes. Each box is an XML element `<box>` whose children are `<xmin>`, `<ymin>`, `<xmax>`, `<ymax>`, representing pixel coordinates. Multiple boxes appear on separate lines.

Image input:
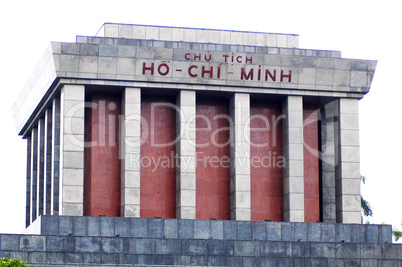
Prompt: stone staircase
<box><xmin>1</xmin><ymin>216</ymin><xmax>401</xmax><ymax>266</ymax></box>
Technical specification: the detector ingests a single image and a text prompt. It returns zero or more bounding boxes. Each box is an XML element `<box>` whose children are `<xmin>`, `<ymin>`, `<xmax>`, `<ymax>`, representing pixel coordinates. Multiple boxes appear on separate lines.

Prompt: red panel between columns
<box><xmin>196</xmin><ymin>98</ymin><xmax>231</xmax><ymax>220</ymax></box>
<box><xmin>84</xmin><ymin>94</ymin><xmax>121</xmax><ymax>217</ymax></box>
<box><xmin>303</xmin><ymin>104</ymin><xmax>320</xmax><ymax>222</ymax></box>
<box><xmin>250</xmin><ymin>101</ymin><xmax>284</xmax><ymax>221</ymax></box>
<box><xmin>140</xmin><ymin>96</ymin><xmax>176</xmax><ymax>218</ymax></box>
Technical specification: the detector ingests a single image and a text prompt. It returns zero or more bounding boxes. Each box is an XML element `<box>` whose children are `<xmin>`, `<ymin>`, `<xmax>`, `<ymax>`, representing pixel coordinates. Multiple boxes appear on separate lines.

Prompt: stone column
<box><xmin>282</xmin><ymin>96</ymin><xmax>305</xmax><ymax>222</ymax></box>
<box><xmin>176</xmin><ymin>90</ymin><xmax>196</xmax><ymax>219</ymax></box>
<box><xmin>37</xmin><ymin>118</ymin><xmax>45</xmax><ymax>216</ymax></box>
<box><xmin>51</xmin><ymin>97</ymin><xmax>60</xmax><ymax>215</ymax></box>
<box><xmin>25</xmin><ymin>135</ymin><xmax>31</xmax><ymax>227</ymax></box>
<box><xmin>320</xmin><ymin>101</ymin><xmax>336</xmax><ymax>223</ymax></box>
<box><xmin>335</xmin><ymin>98</ymin><xmax>361</xmax><ymax>223</ymax></box>
<box><xmin>31</xmin><ymin>127</ymin><xmax>38</xmax><ymax>222</ymax></box>
<box><xmin>121</xmin><ymin>87</ymin><xmax>141</xmax><ymax>217</ymax></box>
<box><xmin>230</xmin><ymin>93</ymin><xmax>251</xmax><ymax>221</ymax></box>
<box><xmin>59</xmin><ymin>84</ymin><xmax>85</xmax><ymax>216</ymax></box>
<box><xmin>44</xmin><ymin>108</ymin><xmax>53</xmax><ymax>215</ymax></box>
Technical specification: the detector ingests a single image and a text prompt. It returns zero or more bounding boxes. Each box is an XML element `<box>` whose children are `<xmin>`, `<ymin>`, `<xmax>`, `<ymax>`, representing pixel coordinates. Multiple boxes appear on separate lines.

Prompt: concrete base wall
<box><xmin>1</xmin><ymin>216</ymin><xmax>401</xmax><ymax>266</ymax></box>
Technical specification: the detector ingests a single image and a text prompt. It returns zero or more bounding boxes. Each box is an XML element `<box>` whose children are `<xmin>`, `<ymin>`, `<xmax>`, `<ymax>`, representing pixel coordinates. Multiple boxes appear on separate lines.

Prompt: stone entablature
<box><xmin>12</xmin><ymin>25</ymin><xmax>376</xmax><ymax>136</ymax></box>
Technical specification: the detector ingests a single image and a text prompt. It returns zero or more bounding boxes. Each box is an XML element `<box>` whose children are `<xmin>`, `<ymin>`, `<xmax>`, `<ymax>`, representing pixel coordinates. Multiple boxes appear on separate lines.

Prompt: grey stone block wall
<box><xmin>76</xmin><ymin>35</ymin><xmax>340</xmax><ymax>59</ymax></box>
<box><xmin>1</xmin><ymin>234</ymin><xmax>401</xmax><ymax>266</ymax></box>
<box><xmin>1</xmin><ymin>216</ymin><xmax>401</xmax><ymax>266</ymax></box>
<box><xmin>24</xmin><ymin>216</ymin><xmax>395</xmax><ymax>243</ymax></box>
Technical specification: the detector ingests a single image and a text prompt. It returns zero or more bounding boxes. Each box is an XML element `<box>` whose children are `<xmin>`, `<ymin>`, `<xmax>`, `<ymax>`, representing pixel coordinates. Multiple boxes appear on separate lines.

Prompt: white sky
<box><xmin>0</xmin><ymin>0</ymin><xmax>401</xmax><ymax>239</ymax></box>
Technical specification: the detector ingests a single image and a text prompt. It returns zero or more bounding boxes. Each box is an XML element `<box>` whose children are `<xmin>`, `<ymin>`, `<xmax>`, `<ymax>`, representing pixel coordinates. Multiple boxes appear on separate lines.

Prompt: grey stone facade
<box><xmin>1</xmin><ymin>216</ymin><xmax>401</xmax><ymax>266</ymax></box>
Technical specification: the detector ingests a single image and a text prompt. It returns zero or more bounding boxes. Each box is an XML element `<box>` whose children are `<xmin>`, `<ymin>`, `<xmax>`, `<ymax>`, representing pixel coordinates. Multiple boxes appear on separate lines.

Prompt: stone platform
<box><xmin>1</xmin><ymin>216</ymin><xmax>401</xmax><ymax>266</ymax></box>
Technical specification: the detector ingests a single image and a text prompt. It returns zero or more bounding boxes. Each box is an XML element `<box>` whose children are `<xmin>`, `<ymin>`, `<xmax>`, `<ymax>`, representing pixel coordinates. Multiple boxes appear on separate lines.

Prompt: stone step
<box><xmin>1</xmin><ymin>233</ymin><xmax>401</xmax><ymax>266</ymax></box>
<box><xmin>3</xmin><ymin>216</ymin><xmax>400</xmax><ymax>266</ymax></box>
<box><xmin>24</xmin><ymin>215</ymin><xmax>393</xmax><ymax>244</ymax></box>
<box><xmin>30</xmin><ymin>266</ymin><xmax>202</xmax><ymax>267</ymax></box>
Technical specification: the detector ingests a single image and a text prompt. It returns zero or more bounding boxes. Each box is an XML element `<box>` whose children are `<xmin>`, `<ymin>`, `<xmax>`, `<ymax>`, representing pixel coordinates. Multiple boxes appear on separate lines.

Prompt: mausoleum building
<box><xmin>3</xmin><ymin>23</ymin><xmax>402</xmax><ymax>266</ymax></box>
<box><xmin>12</xmin><ymin>23</ymin><xmax>375</xmax><ymax>227</ymax></box>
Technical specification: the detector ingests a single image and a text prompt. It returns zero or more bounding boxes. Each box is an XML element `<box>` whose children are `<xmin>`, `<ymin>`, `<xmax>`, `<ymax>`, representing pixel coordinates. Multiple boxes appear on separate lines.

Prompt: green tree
<box><xmin>361</xmin><ymin>175</ymin><xmax>373</xmax><ymax>221</ymax></box>
<box><xmin>0</xmin><ymin>257</ymin><xmax>29</xmax><ymax>267</ymax></box>
<box><xmin>393</xmin><ymin>228</ymin><xmax>402</xmax><ymax>241</ymax></box>
<box><xmin>361</xmin><ymin>175</ymin><xmax>401</xmax><ymax>242</ymax></box>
